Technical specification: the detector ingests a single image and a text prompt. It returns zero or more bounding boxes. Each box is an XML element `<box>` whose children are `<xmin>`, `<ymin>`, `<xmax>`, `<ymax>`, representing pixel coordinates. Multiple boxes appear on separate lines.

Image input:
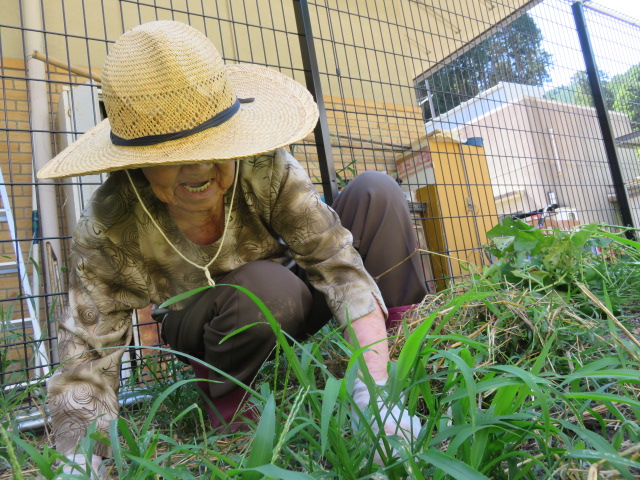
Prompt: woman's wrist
<box><xmin>347</xmin><ymin>299</ymin><xmax>390</xmax><ymax>383</ymax></box>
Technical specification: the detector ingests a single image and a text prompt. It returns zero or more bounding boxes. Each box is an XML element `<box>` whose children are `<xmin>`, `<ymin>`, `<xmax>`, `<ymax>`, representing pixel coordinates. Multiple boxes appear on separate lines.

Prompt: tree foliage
<box><xmin>609</xmin><ymin>65</ymin><xmax>640</xmax><ymax>130</ymax></box>
<box><xmin>545</xmin><ymin>69</ymin><xmax>609</xmax><ymax>107</ymax></box>
<box><xmin>545</xmin><ymin>64</ymin><xmax>640</xmax><ymax>132</ymax></box>
<box><xmin>418</xmin><ymin>13</ymin><xmax>552</xmax><ymax>121</ymax></box>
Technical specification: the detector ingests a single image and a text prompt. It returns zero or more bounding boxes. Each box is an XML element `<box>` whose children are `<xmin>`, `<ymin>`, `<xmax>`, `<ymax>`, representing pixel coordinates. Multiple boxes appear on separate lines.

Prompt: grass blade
<box><xmin>159</xmin><ymin>286</ymin><xmax>212</xmax><ymax>308</ymax></box>
<box><xmin>141</xmin><ymin>378</ymin><xmax>208</xmax><ymax>434</ymax></box>
<box><xmin>418</xmin><ymin>449</ymin><xmax>489</xmax><ymax>480</ymax></box>
<box><xmin>564</xmin><ymin>391</ymin><xmax>640</xmax><ymax>409</ymax></box>
<box><xmin>125</xmin><ymin>454</ymin><xmax>183</xmax><ymax>480</ymax></box>
<box><xmin>244</xmin><ymin>393</ymin><xmax>277</xmax><ymax>479</ymax></box>
<box><xmin>566</xmin><ymin>449</ymin><xmax>640</xmax><ymax>473</ymax></box>
<box><xmin>320</xmin><ymin>377</ymin><xmax>340</xmax><ymax>455</ymax></box>
<box><xmin>10</xmin><ymin>436</ymin><xmax>55</xmax><ymax>479</ymax></box>
<box><xmin>239</xmin><ymin>464</ymin><xmax>314</xmax><ymax>479</ymax></box>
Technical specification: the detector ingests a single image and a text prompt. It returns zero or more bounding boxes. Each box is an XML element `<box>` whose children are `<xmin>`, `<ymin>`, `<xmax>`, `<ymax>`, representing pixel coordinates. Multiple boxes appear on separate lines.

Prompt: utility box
<box><xmin>396</xmin><ymin>132</ymin><xmax>498</xmax><ymax>290</ymax></box>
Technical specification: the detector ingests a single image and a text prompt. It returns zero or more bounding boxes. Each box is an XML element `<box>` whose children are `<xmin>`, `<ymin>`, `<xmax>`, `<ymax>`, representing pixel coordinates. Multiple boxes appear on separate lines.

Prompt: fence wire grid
<box><xmin>1</xmin><ymin>0</ymin><xmax>639</xmax><ymax>422</ymax></box>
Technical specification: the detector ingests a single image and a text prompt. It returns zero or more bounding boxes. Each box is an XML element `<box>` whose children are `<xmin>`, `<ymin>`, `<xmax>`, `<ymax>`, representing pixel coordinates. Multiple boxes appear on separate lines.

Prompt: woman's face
<box><xmin>141</xmin><ymin>161</ymin><xmax>235</xmax><ymax>215</ymax></box>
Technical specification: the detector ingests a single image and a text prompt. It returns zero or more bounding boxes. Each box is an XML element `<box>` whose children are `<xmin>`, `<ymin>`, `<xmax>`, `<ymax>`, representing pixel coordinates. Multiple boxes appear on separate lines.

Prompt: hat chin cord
<box><xmin>124</xmin><ymin>162</ymin><xmax>240</xmax><ymax>287</ymax></box>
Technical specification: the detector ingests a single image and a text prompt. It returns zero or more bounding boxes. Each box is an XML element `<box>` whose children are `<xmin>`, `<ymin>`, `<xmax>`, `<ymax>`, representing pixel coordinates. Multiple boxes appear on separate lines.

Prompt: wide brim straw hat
<box><xmin>37</xmin><ymin>20</ymin><xmax>319</xmax><ymax>179</ymax></box>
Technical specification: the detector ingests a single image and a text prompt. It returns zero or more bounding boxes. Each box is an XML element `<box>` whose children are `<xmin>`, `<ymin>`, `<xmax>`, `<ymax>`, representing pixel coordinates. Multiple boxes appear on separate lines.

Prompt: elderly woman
<box><xmin>38</xmin><ymin>20</ymin><xmax>426</xmax><ymax>472</ymax></box>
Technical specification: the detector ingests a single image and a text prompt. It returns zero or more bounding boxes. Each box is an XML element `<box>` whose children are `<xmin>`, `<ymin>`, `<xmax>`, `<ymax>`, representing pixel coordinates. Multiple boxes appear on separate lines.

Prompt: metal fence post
<box><xmin>572</xmin><ymin>1</ymin><xmax>636</xmax><ymax>234</ymax></box>
<box><xmin>293</xmin><ymin>0</ymin><xmax>338</xmax><ymax>204</ymax></box>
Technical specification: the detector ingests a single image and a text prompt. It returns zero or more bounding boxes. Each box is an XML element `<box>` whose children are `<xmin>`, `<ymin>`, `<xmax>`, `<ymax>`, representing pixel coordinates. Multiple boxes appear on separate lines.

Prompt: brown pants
<box><xmin>162</xmin><ymin>171</ymin><xmax>427</xmax><ymax>397</ymax></box>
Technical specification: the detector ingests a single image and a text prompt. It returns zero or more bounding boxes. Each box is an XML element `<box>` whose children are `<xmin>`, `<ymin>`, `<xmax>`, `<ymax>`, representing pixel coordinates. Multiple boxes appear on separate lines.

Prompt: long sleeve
<box><xmin>264</xmin><ymin>149</ymin><xmax>386</xmax><ymax>324</ymax></box>
<box><xmin>47</xmin><ymin>201</ymin><xmax>150</xmax><ymax>457</ymax></box>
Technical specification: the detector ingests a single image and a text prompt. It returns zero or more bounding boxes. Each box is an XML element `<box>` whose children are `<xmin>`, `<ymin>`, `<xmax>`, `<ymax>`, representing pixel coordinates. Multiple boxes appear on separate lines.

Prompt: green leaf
<box><xmin>488</xmin><ymin>365</ymin><xmax>551</xmax><ymax>432</ymax></box>
<box><xmin>531</xmin><ymin>331</ymin><xmax>557</xmax><ymax>375</ymax></box>
<box><xmin>320</xmin><ymin>377</ymin><xmax>341</xmax><ymax>454</ymax></box>
<box><xmin>432</xmin><ymin>350</ymin><xmax>477</xmax><ymax>410</ymax></box>
<box><xmin>564</xmin><ymin>391</ymin><xmax>640</xmax><ymax>409</ymax></box>
<box><xmin>599</xmin><ymin>230</ymin><xmax>640</xmax><ymax>251</ymax></box>
<box><xmin>11</xmin><ymin>436</ymin><xmax>56</xmax><ymax>479</ymax></box>
<box><xmin>562</xmin><ymin>369</ymin><xmax>640</xmax><ymax>384</ymax></box>
<box><xmin>566</xmin><ymin>449</ymin><xmax>640</xmax><ymax>472</ymax></box>
<box><xmin>159</xmin><ymin>286</ymin><xmax>212</xmax><ymax>308</ymax></box>
<box><xmin>489</xmin><ymin>383</ymin><xmax>526</xmax><ymax>417</ymax></box>
<box><xmin>570</xmin><ymin>223</ymin><xmax>597</xmax><ymax>246</ymax></box>
<box><xmin>566</xmin><ymin>357</ymin><xmax>620</xmax><ymax>376</ymax></box>
<box><xmin>245</xmin><ymin>393</ymin><xmax>277</xmax><ymax>479</ymax></box>
<box><xmin>396</xmin><ymin>311</ymin><xmax>437</xmax><ymax>381</ymax></box>
<box><xmin>125</xmin><ymin>454</ymin><xmax>182</xmax><ymax>480</ymax></box>
<box><xmin>109</xmin><ymin>420</ymin><xmax>125</xmax><ymax>476</ymax></box>
<box><xmin>489</xmin><ymin>236</ymin><xmax>514</xmax><ymax>254</ymax></box>
<box><xmin>510</xmin><ymin>268</ymin><xmax>548</xmax><ymax>285</ymax></box>
<box><xmin>425</xmin><ymin>334</ymin><xmax>488</xmax><ymax>351</ymax></box>
<box><xmin>558</xmin><ymin>421</ymin><xmax>636</xmax><ymax>480</ymax></box>
<box><xmin>486</xmin><ymin>217</ymin><xmax>531</xmax><ymax>238</ymax></box>
<box><xmin>418</xmin><ymin>449</ymin><xmax>490</xmax><ymax>479</ymax></box>
<box><xmin>219</xmin><ymin>322</ymin><xmax>265</xmax><ymax>344</ymax></box>
<box><xmin>117</xmin><ymin>417</ymin><xmax>141</xmax><ymax>456</ymax></box>
<box><xmin>513</xmin><ymin>230</ymin><xmax>541</xmax><ymax>252</ymax></box>
<box><xmin>142</xmin><ymin>378</ymin><xmax>209</xmax><ymax>434</ymax></box>
<box><xmin>237</xmin><ymin>464</ymin><xmax>314</xmax><ymax>479</ymax></box>
<box><xmin>396</xmin><ymin>289</ymin><xmax>492</xmax><ymax>382</ymax></box>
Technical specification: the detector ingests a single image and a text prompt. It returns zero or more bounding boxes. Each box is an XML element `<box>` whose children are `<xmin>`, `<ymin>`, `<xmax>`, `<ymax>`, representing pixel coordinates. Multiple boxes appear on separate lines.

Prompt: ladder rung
<box><xmin>5</xmin><ymin>318</ymin><xmax>35</xmax><ymax>332</ymax></box>
<box><xmin>7</xmin><ymin>317</ymin><xmax>33</xmax><ymax>324</ymax></box>
<box><xmin>0</xmin><ymin>261</ymin><xmax>18</xmax><ymax>274</ymax></box>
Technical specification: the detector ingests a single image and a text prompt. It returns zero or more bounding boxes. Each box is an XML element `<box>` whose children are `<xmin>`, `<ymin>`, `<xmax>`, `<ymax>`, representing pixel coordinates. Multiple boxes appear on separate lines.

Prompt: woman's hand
<box><xmin>62</xmin><ymin>454</ymin><xmax>104</xmax><ymax>478</ymax></box>
<box><xmin>352</xmin><ymin>378</ymin><xmax>421</xmax><ymax>438</ymax></box>
<box><xmin>351</xmin><ymin>377</ymin><xmax>421</xmax><ymax>464</ymax></box>
<box><xmin>346</xmin><ymin>297</ymin><xmax>421</xmax><ymax>463</ymax></box>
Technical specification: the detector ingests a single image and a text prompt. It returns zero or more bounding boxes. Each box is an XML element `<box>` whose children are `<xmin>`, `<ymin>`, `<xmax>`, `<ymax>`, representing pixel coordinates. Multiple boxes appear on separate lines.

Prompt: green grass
<box><xmin>1</xmin><ymin>222</ymin><xmax>639</xmax><ymax>479</ymax></box>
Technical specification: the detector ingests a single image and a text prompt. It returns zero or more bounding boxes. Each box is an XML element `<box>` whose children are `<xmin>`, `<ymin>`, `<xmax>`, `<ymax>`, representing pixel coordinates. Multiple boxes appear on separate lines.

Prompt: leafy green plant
<box><xmin>485</xmin><ymin>219</ymin><xmax>640</xmax><ymax>316</ymax></box>
<box><xmin>3</xmin><ymin>224</ymin><xmax>640</xmax><ymax>478</ymax></box>
<box><xmin>485</xmin><ymin>219</ymin><xmax>605</xmax><ymax>290</ymax></box>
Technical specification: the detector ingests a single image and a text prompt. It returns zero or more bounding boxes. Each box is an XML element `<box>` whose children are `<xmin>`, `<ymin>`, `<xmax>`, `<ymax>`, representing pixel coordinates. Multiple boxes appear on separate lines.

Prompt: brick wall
<box><xmin>0</xmin><ymin>58</ymin><xmax>81</xmax><ymax>375</ymax></box>
<box><xmin>0</xmin><ymin>59</ymin><xmax>35</xmax><ymax>306</ymax></box>
<box><xmin>0</xmin><ymin>58</ymin><xmax>37</xmax><ymax>371</ymax></box>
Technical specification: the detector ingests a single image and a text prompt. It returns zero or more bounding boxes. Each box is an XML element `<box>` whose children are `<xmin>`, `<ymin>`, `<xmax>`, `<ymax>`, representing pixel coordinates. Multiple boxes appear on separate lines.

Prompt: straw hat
<box><xmin>37</xmin><ymin>20</ymin><xmax>319</xmax><ymax>179</ymax></box>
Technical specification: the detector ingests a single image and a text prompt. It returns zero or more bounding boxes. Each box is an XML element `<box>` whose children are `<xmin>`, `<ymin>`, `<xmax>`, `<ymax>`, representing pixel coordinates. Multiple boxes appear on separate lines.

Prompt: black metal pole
<box><xmin>572</xmin><ymin>2</ymin><xmax>635</xmax><ymax>234</ymax></box>
<box><xmin>293</xmin><ymin>0</ymin><xmax>338</xmax><ymax>204</ymax></box>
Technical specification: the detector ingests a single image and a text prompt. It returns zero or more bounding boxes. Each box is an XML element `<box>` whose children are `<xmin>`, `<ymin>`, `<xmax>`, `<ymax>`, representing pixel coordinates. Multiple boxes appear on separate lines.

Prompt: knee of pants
<box><xmin>213</xmin><ymin>260</ymin><xmax>313</xmax><ymax>339</ymax></box>
<box><xmin>344</xmin><ymin>171</ymin><xmax>402</xmax><ymax>202</ymax></box>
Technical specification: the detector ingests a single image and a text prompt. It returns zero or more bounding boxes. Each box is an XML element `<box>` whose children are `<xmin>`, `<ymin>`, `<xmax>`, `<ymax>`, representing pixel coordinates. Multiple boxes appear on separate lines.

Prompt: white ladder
<box><xmin>0</xmin><ymin>167</ymin><xmax>50</xmax><ymax>378</ymax></box>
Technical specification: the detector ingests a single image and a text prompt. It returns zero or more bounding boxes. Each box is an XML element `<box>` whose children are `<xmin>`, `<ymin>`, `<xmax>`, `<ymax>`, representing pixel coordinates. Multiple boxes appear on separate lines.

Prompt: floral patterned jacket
<box><xmin>48</xmin><ymin>148</ymin><xmax>384</xmax><ymax>456</ymax></box>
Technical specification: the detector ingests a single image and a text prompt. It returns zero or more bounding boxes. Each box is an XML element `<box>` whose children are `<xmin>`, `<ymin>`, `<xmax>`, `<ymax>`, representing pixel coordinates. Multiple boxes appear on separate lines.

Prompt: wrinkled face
<box><xmin>141</xmin><ymin>161</ymin><xmax>235</xmax><ymax>215</ymax></box>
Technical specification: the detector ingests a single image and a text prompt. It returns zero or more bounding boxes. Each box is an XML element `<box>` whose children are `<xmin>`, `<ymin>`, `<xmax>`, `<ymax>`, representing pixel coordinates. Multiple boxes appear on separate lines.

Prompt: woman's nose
<box><xmin>180</xmin><ymin>162</ymin><xmax>214</xmax><ymax>174</ymax></box>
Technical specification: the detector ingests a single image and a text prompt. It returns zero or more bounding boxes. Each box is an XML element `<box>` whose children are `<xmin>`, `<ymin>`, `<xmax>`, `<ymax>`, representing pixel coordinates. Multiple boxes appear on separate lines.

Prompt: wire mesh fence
<box><xmin>1</xmin><ymin>0</ymin><xmax>639</xmax><ymax>422</ymax></box>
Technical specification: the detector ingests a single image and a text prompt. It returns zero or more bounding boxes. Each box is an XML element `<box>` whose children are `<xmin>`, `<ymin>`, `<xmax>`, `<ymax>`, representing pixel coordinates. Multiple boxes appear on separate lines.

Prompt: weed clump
<box><xmin>2</xmin><ymin>222</ymin><xmax>639</xmax><ymax>479</ymax></box>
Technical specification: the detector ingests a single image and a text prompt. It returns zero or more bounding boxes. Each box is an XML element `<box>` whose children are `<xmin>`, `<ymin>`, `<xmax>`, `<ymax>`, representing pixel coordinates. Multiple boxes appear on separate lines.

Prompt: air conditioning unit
<box><xmin>55</xmin><ymin>83</ymin><xmax>106</xmax><ymax>228</ymax></box>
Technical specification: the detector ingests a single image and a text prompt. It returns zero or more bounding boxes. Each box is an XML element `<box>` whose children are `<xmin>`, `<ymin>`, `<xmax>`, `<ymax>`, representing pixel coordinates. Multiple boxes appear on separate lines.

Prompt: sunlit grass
<box><xmin>1</xmin><ymin>223</ymin><xmax>639</xmax><ymax>479</ymax></box>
